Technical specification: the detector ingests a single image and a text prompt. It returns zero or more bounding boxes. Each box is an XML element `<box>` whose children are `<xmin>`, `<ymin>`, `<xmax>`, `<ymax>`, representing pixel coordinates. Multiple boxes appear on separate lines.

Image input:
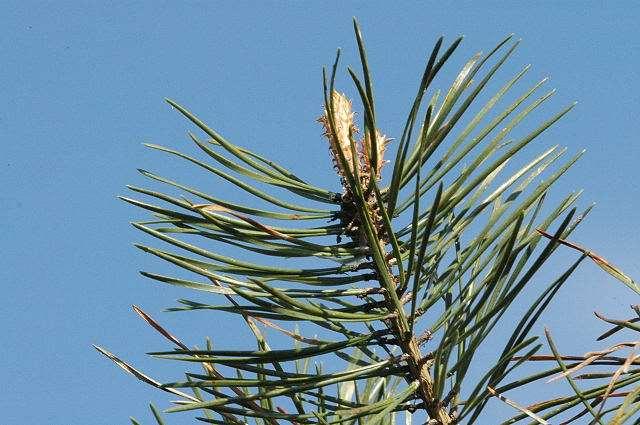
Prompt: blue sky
<box><xmin>2</xmin><ymin>2</ymin><xmax>639</xmax><ymax>424</ymax></box>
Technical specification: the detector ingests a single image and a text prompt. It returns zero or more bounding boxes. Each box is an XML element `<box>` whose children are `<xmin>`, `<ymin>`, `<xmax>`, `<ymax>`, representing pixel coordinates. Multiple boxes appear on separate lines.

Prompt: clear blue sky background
<box><xmin>2</xmin><ymin>2</ymin><xmax>639</xmax><ymax>424</ymax></box>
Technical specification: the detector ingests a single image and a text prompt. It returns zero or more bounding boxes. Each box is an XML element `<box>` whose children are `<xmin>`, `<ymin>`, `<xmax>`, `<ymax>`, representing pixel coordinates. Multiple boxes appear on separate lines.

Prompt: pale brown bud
<box><xmin>360</xmin><ymin>129</ymin><xmax>390</xmax><ymax>179</ymax></box>
<box><xmin>318</xmin><ymin>91</ymin><xmax>358</xmax><ymax>178</ymax></box>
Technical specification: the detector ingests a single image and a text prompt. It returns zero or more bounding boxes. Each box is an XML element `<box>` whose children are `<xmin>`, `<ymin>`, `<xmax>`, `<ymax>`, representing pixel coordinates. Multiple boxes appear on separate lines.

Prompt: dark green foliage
<box><xmin>97</xmin><ymin>20</ymin><xmax>632</xmax><ymax>424</ymax></box>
